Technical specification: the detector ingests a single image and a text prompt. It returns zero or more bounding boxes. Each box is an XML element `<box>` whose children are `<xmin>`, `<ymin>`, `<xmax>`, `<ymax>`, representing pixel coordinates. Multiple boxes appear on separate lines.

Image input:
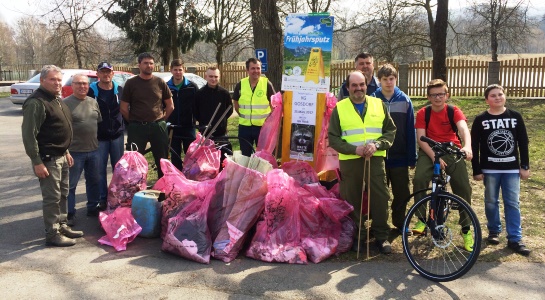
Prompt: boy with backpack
<box><xmin>372</xmin><ymin>64</ymin><xmax>417</xmax><ymax>234</ymax></box>
<box><xmin>412</xmin><ymin>79</ymin><xmax>475</xmax><ymax>251</ymax></box>
<box><xmin>471</xmin><ymin>84</ymin><xmax>531</xmax><ymax>256</ymax></box>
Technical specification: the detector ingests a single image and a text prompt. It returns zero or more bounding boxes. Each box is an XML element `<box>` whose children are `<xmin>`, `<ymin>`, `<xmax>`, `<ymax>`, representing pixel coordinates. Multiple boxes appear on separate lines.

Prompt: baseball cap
<box><xmin>97</xmin><ymin>61</ymin><xmax>113</xmax><ymax>70</ymax></box>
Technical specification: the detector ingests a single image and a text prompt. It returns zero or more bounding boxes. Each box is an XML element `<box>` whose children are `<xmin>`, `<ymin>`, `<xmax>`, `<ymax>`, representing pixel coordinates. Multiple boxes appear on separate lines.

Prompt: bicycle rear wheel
<box><xmin>402</xmin><ymin>193</ymin><xmax>482</xmax><ymax>282</ymax></box>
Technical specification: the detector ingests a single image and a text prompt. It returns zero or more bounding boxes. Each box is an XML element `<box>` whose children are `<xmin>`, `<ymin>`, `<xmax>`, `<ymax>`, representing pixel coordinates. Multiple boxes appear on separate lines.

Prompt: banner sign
<box><xmin>282</xmin><ymin>14</ymin><xmax>334</xmax><ymax>93</ymax></box>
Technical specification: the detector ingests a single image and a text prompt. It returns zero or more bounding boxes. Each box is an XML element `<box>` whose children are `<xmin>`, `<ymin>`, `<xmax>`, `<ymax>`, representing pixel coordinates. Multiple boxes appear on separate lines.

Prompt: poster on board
<box><xmin>282</xmin><ymin>13</ymin><xmax>334</xmax><ymax>93</ymax></box>
<box><xmin>289</xmin><ymin>90</ymin><xmax>317</xmax><ymax>161</ymax></box>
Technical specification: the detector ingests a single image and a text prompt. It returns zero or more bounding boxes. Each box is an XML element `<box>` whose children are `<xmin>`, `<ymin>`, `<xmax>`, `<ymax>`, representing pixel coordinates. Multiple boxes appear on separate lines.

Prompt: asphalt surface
<box><xmin>1</xmin><ymin>98</ymin><xmax>543</xmax><ymax>299</ymax></box>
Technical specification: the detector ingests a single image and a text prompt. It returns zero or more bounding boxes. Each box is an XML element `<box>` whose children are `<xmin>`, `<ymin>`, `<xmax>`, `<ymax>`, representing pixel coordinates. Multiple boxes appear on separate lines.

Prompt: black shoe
<box><xmin>86</xmin><ymin>210</ymin><xmax>99</xmax><ymax>217</ymax></box>
<box><xmin>508</xmin><ymin>241</ymin><xmax>531</xmax><ymax>256</ymax></box>
<box><xmin>375</xmin><ymin>240</ymin><xmax>392</xmax><ymax>254</ymax></box>
<box><xmin>351</xmin><ymin>239</ymin><xmax>366</xmax><ymax>252</ymax></box>
<box><xmin>96</xmin><ymin>202</ymin><xmax>108</xmax><ymax>211</ymax></box>
<box><xmin>487</xmin><ymin>233</ymin><xmax>500</xmax><ymax>245</ymax></box>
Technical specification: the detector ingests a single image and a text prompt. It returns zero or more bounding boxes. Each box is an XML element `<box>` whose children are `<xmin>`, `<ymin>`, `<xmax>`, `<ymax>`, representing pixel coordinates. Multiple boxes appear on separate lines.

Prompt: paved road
<box><xmin>0</xmin><ymin>98</ymin><xmax>543</xmax><ymax>299</ymax></box>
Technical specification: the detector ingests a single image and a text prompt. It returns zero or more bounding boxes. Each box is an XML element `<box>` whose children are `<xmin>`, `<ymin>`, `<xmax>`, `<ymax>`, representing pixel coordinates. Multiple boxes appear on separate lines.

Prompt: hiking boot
<box><xmin>412</xmin><ymin>220</ymin><xmax>426</xmax><ymax>235</ymax></box>
<box><xmin>67</xmin><ymin>213</ymin><xmax>75</xmax><ymax>227</ymax></box>
<box><xmin>60</xmin><ymin>225</ymin><xmax>84</xmax><ymax>238</ymax></box>
<box><xmin>461</xmin><ymin>230</ymin><xmax>474</xmax><ymax>252</ymax></box>
<box><xmin>375</xmin><ymin>240</ymin><xmax>392</xmax><ymax>254</ymax></box>
<box><xmin>45</xmin><ymin>233</ymin><xmax>76</xmax><ymax>247</ymax></box>
<box><xmin>508</xmin><ymin>241</ymin><xmax>531</xmax><ymax>256</ymax></box>
<box><xmin>487</xmin><ymin>233</ymin><xmax>500</xmax><ymax>245</ymax></box>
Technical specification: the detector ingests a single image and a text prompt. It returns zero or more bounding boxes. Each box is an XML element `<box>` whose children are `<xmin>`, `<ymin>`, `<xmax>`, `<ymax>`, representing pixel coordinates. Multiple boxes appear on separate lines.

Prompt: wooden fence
<box><xmin>7</xmin><ymin>57</ymin><xmax>545</xmax><ymax>98</ymax></box>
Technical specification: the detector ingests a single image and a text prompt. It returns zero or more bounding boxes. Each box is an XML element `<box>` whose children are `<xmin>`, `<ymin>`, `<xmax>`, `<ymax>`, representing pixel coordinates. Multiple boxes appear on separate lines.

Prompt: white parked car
<box><xmin>152</xmin><ymin>72</ymin><xmax>207</xmax><ymax>88</ymax></box>
<box><xmin>10</xmin><ymin>69</ymin><xmax>133</xmax><ymax>105</ymax></box>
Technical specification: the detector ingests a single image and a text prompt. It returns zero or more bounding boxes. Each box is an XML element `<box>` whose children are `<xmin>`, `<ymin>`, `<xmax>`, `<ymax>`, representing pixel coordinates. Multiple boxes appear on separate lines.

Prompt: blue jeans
<box><xmin>484</xmin><ymin>172</ymin><xmax>523</xmax><ymax>243</ymax></box>
<box><xmin>98</xmin><ymin>135</ymin><xmax>125</xmax><ymax>203</ymax></box>
<box><xmin>68</xmin><ymin>150</ymin><xmax>100</xmax><ymax>214</ymax></box>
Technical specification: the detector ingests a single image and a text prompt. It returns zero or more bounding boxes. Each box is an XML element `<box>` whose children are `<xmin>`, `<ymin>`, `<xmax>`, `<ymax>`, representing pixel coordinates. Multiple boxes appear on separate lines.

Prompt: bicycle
<box><xmin>402</xmin><ymin>136</ymin><xmax>482</xmax><ymax>282</ymax></box>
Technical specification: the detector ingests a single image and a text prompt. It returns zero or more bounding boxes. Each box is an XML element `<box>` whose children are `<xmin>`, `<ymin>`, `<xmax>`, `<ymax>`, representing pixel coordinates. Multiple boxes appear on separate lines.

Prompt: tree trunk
<box><xmin>432</xmin><ymin>0</ymin><xmax>448</xmax><ymax>81</ymax></box>
<box><xmin>169</xmin><ymin>0</ymin><xmax>179</xmax><ymax>60</ymax></box>
<box><xmin>72</xmin><ymin>29</ymin><xmax>83</xmax><ymax>69</ymax></box>
<box><xmin>249</xmin><ymin>0</ymin><xmax>283</xmax><ymax>91</ymax></box>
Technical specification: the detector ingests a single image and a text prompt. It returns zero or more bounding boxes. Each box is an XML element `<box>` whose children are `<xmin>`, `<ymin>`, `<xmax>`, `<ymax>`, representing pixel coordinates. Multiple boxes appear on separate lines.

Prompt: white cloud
<box><xmin>285</xmin><ymin>16</ymin><xmax>322</xmax><ymax>35</ymax></box>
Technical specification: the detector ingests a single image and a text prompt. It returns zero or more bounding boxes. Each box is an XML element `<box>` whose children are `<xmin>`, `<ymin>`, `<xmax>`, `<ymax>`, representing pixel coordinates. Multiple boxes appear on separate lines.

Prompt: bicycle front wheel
<box><xmin>402</xmin><ymin>193</ymin><xmax>482</xmax><ymax>282</ymax></box>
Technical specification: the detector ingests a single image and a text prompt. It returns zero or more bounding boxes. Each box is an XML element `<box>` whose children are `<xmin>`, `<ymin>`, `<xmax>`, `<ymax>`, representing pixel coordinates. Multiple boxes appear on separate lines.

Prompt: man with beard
<box><xmin>328</xmin><ymin>70</ymin><xmax>396</xmax><ymax>254</ymax></box>
<box><xmin>120</xmin><ymin>52</ymin><xmax>174</xmax><ymax>178</ymax></box>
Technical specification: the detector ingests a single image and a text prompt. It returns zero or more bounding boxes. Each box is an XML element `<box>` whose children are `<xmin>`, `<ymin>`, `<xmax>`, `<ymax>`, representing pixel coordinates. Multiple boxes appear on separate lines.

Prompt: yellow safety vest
<box><xmin>238</xmin><ymin>77</ymin><xmax>271</xmax><ymax>126</ymax></box>
<box><xmin>336</xmin><ymin>96</ymin><xmax>386</xmax><ymax>160</ymax></box>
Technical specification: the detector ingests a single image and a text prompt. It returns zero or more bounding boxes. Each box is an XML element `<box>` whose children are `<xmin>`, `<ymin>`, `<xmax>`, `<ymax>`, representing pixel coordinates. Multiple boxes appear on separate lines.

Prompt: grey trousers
<box><xmin>37</xmin><ymin>155</ymin><xmax>69</xmax><ymax>237</ymax></box>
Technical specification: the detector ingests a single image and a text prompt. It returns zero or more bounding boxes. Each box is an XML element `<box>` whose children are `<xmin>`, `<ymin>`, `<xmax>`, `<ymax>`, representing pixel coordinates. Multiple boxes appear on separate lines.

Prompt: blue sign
<box><xmin>255</xmin><ymin>48</ymin><xmax>267</xmax><ymax>72</ymax></box>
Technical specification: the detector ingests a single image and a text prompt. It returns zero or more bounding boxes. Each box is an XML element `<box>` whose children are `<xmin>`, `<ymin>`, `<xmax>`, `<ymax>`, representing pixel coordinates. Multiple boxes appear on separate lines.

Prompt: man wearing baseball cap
<box><xmin>87</xmin><ymin>61</ymin><xmax>124</xmax><ymax>212</ymax></box>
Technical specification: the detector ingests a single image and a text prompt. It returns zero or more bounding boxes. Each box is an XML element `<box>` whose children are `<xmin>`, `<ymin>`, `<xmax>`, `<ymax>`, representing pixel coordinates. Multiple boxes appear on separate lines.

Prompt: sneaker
<box><xmin>67</xmin><ymin>213</ymin><xmax>75</xmax><ymax>227</ymax></box>
<box><xmin>375</xmin><ymin>240</ymin><xmax>392</xmax><ymax>254</ymax></box>
<box><xmin>45</xmin><ymin>233</ymin><xmax>76</xmax><ymax>247</ymax></box>
<box><xmin>60</xmin><ymin>224</ymin><xmax>84</xmax><ymax>238</ymax></box>
<box><xmin>487</xmin><ymin>233</ymin><xmax>500</xmax><ymax>245</ymax></box>
<box><xmin>508</xmin><ymin>241</ymin><xmax>531</xmax><ymax>256</ymax></box>
<box><xmin>412</xmin><ymin>220</ymin><xmax>426</xmax><ymax>235</ymax></box>
<box><xmin>461</xmin><ymin>230</ymin><xmax>474</xmax><ymax>252</ymax></box>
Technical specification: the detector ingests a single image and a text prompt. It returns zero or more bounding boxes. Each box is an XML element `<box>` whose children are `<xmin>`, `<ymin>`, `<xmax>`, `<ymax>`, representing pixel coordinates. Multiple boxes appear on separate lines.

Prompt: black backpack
<box><xmin>424</xmin><ymin>104</ymin><xmax>461</xmax><ymax>141</ymax></box>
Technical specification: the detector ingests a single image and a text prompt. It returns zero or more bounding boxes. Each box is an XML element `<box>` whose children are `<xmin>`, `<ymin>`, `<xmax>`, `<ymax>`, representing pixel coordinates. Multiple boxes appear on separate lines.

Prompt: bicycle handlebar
<box><xmin>420</xmin><ymin>136</ymin><xmax>467</xmax><ymax>159</ymax></box>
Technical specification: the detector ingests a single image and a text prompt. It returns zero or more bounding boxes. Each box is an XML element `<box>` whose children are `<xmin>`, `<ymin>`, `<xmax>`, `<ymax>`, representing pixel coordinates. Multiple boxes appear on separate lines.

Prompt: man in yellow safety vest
<box><xmin>328</xmin><ymin>70</ymin><xmax>397</xmax><ymax>254</ymax></box>
<box><xmin>233</xmin><ymin>58</ymin><xmax>275</xmax><ymax>156</ymax></box>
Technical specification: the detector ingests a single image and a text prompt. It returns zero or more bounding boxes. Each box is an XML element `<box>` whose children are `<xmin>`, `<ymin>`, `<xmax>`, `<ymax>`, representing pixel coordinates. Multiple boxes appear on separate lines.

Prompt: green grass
<box><xmin>146</xmin><ymin>97</ymin><xmax>545</xmax><ymax>263</ymax></box>
<box><xmin>0</xmin><ymin>92</ymin><xmax>11</xmax><ymax>98</ymax></box>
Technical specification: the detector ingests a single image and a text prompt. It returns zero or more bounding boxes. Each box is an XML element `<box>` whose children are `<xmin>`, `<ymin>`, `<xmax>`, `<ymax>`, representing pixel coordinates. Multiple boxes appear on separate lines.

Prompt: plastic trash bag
<box><xmin>182</xmin><ymin>132</ymin><xmax>221</xmax><ymax>181</ymax></box>
<box><xmin>246</xmin><ymin>169</ymin><xmax>307</xmax><ymax>264</ymax></box>
<box><xmin>256</xmin><ymin>92</ymin><xmax>283</xmax><ymax>154</ymax></box>
<box><xmin>281</xmin><ymin>160</ymin><xmax>319</xmax><ymax>186</ymax></box>
<box><xmin>153</xmin><ymin>159</ymin><xmax>216</xmax><ymax>239</ymax></box>
<box><xmin>315</xmin><ymin>92</ymin><xmax>339</xmax><ymax>173</ymax></box>
<box><xmin>98</xmin><ymin>207</ymin><xmax>142</xmax><ymax>251</ymax></box>
<box><xmin>161</xmin><ymin>191</ymin><xmax>213</xmax><ymax>264</ymax></box>
<box><xmin>336</xmin><ymin>216</ymin><xmax>357</xmax><ymax>255</ymax></box>
<box><xmin>210</xmin><ymin>159</ymin><xmax>268</xmax><ymax>262</ymax></box>
<box><xmin>107</xmin><ymin>151</ymin><xmax>148</xmax><ymax>209</ymax></box>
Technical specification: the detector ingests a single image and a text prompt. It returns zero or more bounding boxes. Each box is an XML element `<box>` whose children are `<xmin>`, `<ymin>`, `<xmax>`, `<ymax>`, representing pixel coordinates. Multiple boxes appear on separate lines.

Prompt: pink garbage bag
<box><xmin>182</xmin><ymin>132</ymin><xmax>221</xmax><ymax>181</ymax></box>
<box><xmin>107</xmin><ymin>151</ymin><xmax>148</xmax><ymax>209</ymax></box>
<box><xmin>257</xmin><ymin>92</ymin><xmax>283</xmax><ymax>153</ymax></box>
<box><xmin>154</xmin><ymin>159</ymin><xmax>216</xmax><ymax>239</ymax></box>
<box><xmin>210</xmin><ymin>159</ymin><xmax>268</xmax><ymax>262</ymax></box>
<box><xmin>162</xmin><ymin>191</ymin><xmax>213</xmax><ymax>264</ymax></box>
<box><xmin>281</xmin><ymin>160</ymin><xmax>319</xmax><ymax>186</ymax></box>
<box><xmin>246</xmin><ymin>169</ymin><xmax>307</xmax><ymax>264</ymax></box>
<box><xmin>98</xmin><ymin>207</ymin><xmax>142</xmax><ymax>251</ymax></box>
<box><xmin>315</xmin><ymin>92</ymin><xmax>339</xmax><ymax>173</ymax></box>
<box><xmin>337</xmin><ymin>216</ymin><xmax>357</xmax><ymax>255</ymax></box>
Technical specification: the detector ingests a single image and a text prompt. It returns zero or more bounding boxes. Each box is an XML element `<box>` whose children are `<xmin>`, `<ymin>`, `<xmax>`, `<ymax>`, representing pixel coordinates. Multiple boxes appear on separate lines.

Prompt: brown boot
<box><xmin>45</xmin><ymin>233</ymin><xmax>76</xmax><ymax>247</ymax></box>
<box><xmin>60</xmin><ymin>225</ymin><xmax>84</xmax><ymax>238</ymax></box>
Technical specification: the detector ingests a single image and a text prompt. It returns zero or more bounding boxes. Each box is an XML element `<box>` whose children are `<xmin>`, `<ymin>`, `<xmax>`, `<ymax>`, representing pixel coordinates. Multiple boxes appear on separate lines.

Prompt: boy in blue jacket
<box><xmin>372</xmin><ymin>64</ymin><xmax>417</xmax><ymax>233</ymax></box>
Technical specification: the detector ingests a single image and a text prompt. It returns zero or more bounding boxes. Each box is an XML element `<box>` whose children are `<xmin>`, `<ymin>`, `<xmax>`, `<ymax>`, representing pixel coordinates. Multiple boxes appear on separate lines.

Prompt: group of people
<box><xmin>22</xmin><ymin>53</ymin><xmax>274</xmax><ymax>247</ymax></box>
<box><xmin>329</xmin><ymin>52</ymin><xmax>531</xmax><ymax>256</ymax></box>
<box><xmin>22</xmin><ymin>52</ymin><xmax>531</xmax><ymax>257</ymax></box>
